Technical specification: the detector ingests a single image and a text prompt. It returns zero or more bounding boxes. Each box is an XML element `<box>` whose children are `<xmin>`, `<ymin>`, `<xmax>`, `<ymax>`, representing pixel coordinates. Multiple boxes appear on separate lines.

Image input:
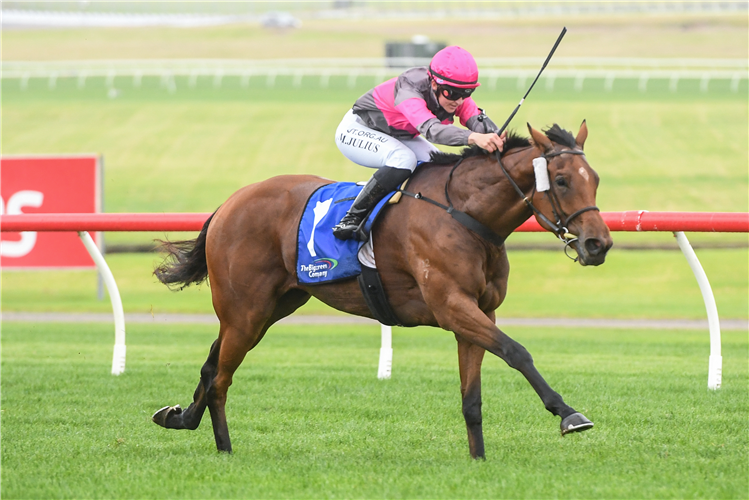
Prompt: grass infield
<box><xmin>1</xmin><ymin>321</ymin><xmax>747</xmax><ymax>499</ymax></box>
<box><xmin>3</xmin><ymin>80</ymin><xmax>747</xmax><ymax>252</ymax></box>
<box><xmin>2</xmin><ymin>248</ymin><xmax>747</xmax><ymax>319</ymax></box>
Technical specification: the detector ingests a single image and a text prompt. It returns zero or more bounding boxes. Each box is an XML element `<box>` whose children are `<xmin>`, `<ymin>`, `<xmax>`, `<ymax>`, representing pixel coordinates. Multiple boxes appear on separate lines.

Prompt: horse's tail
<box><xmin>154</xmin><ymin>210</ymin><xmax>217</xmax><ymax>290</ymax></box>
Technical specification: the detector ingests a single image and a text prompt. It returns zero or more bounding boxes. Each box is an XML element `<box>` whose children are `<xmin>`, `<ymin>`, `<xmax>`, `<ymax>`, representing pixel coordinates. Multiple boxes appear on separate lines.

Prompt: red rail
<box><xmin>1</xmin><ymin>211</ymin><xmax>748</xmax><ymax>233</ymax></box>
<box><xmin>0</xmin><ymin>213</ymin><xmax>212</xmax><ymax>232</ymax></box>
<box><xmin>520</xmin><ymin>211</ymin><xmax>749</xmax><ymax>233</ymax></box>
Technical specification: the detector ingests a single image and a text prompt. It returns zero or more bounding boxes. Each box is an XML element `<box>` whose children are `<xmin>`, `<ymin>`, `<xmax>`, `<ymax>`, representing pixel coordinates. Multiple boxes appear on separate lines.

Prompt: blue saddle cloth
<box><xmin>297</xmin><ymin>182</ymin><xmax>396</xmax><ymax>284</ymax></box>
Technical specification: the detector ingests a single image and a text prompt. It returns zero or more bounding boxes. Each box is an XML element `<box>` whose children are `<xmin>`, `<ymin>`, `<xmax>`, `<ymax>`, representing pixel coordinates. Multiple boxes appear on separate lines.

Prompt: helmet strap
<box><xmin>429</xmin><ymin>76</ymin><xmax>441</xmax><ymax>103</ymax></box>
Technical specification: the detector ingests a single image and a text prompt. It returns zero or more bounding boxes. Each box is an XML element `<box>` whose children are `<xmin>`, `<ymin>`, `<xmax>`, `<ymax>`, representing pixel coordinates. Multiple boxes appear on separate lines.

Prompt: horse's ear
<box><xmin>527</xmin><ymin>123</ymin><xmax>553</xmax><ymax>153</ymax></box>
<box><xmin>576</xmin><ymin>119</ymin><xmax>588</xmax><ymax>150</ymax></box>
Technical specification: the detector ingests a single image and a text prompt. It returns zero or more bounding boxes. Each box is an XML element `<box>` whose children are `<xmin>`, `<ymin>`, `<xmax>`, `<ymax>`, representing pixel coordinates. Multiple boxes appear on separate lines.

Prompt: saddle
<box><xmin>296</xmin><ymin>181</ymin><xmax>406</xmax><ymax>325</ymax></box>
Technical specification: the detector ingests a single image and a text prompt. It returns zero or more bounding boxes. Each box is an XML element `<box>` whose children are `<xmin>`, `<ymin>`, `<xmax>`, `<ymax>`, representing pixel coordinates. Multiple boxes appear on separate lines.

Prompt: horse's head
<box><xmin>526</xmin><ymin>121</ymin><xmax>613</xmax><ymax>266</ymax></box>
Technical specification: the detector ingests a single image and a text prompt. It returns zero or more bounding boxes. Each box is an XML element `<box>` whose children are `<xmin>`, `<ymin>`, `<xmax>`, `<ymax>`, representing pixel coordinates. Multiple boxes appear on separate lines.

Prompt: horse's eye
<box><xmin>555</xmin><ymin>176</ymin><xmax>568</xmax><ymax>188</ymax></box>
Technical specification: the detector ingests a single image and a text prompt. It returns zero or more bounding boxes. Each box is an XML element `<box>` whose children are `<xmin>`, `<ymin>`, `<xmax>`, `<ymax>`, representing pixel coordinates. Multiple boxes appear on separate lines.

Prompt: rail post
<box><xmin>77</xmin><ymin>231</ymin><xmax>126</xmax><ymax>375</ymax></box>
<box><xmin>377</xmin><ymin>325</ymin><xmax>393</xmax><ymax>379</ymax></box>
<box><xmin>674</xmin><ymin>231</ymin><xmax>722</xmax><ymax>389</ymax></box>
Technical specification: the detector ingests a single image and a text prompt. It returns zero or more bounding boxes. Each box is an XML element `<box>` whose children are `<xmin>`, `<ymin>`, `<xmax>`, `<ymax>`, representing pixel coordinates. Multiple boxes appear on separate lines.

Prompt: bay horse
<box><xmin>152</xmin><ymin>121</ymin><xmax>613</xmax><ymax>459</ymax></box>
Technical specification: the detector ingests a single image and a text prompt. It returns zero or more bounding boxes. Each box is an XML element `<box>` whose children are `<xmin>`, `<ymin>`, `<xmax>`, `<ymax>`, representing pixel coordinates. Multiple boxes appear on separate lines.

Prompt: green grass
<box><xmin>2</xmin><ymin>248</ymin><xmax>747</xmax><ymax>319</ymax></box>
<box><xmin>1</xmin><ymin>15</ymin><xmax>747</xmax><ymax>251</ymax></box>
<box><xmin>2</xmin><ymin>50</ymin><xmax>747</xmax><ymax>323</ymax></box>
<box><xmin>2</xmin><ymin>18</ymin><xmax>747</xmax><ymax>499</ymax></box>
<box><xmin>2</xmin><ymin>322</ymin><xmax>747</xmax><ymax>499</ymax></box>
<box><xmin>1</xmin><ymin>18</ymin><xmax>747</xmax><ymax>316</ymax></box>
<box><xmin>3</xmin><ymin>80</ymin><xmax>747</xmax><ymax>248</ymax></box>
<box><xmin>3</xmin><ymin>14</ymin><xmax>747</xmax><ymax>60</ymax></box>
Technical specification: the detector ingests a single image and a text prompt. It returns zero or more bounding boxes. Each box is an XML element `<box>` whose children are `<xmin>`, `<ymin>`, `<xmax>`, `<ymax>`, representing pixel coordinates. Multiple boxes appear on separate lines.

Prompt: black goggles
<box><xmin>438</xmin><ymin>85</ymin><xmax>475</xmax><ymax>101</ymax></box>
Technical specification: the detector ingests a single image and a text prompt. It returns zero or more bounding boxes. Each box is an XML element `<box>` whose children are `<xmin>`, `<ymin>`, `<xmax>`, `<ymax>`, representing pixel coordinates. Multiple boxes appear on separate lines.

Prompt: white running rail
<box><xmin>4</xmin><ymin>58</ymin><xmax>746</xmax><ymax>93</ymax></box>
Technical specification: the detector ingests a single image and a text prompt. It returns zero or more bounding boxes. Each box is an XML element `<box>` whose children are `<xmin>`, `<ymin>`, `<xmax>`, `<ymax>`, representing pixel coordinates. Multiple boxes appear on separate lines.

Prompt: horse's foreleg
<box><xmin>437</xmin><ymin>296</ymin><xmax>592</xmax><ymax>434</ymax></box>
<box><xmin>153</xmin><ymin>339</ymin><xmax>220</xmax><ymax>430</ymax></box>
<box><xmin>480</xmin><ymin>321</ymin><xmax>594</xmax><ymax>434</ymax></box>
<box><xmin>456</xmin><ymin>333</ymin><xmax>486</xmax><ymax>459</ymax></box>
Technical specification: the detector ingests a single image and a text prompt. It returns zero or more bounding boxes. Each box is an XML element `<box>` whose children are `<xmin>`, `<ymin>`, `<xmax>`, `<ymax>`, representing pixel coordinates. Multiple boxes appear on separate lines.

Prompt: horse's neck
<box><xmin>452</xmin><ymin>147</ymin><xmax>538</xmax><ymax>239</ymax></box>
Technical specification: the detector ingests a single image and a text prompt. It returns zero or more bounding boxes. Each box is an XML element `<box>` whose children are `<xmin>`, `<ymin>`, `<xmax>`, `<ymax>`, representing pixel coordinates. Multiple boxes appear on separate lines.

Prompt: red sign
<box><xmin>1</xmin><ymin>155</ymin><xmax>101</xmax><ymax>269</ymax></box>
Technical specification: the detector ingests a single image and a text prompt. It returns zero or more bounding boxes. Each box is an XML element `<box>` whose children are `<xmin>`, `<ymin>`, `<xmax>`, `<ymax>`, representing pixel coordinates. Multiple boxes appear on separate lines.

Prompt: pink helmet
<box><xmin>428</xmin><ymin>46</ymin><xmax>480</xmax><ymax>89</ymax></box>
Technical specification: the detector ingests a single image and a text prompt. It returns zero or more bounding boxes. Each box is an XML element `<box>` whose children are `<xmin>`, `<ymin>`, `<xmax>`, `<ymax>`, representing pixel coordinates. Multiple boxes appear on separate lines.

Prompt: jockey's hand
<box><xmin>468</xmin><ymin>131</ymin><xmax>507</xmax><ymax>153</ymax></box>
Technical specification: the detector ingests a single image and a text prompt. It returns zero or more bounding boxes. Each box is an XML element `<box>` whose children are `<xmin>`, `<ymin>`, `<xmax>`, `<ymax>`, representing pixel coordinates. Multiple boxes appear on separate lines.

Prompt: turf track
<box><xmin>3</xmin><ymin>249</ymin><xmax>747</xmax><ymax>319</ymax></box>
<box><xmin>1</xmin><ymin>321</ymin><xmax>747</xmax><ymax>499</ymax></box>
<box><xmin>3</xmin><ymin>311</ymin><xmax>748</xmax><ymax>331</ymax></box>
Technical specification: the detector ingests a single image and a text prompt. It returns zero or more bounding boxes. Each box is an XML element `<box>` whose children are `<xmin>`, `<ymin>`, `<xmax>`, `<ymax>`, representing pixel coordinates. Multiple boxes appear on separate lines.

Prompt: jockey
<box><xmin>333</xmin><ymin>45</ymin><xmax>506</xmax><ymax>240</ymax></box>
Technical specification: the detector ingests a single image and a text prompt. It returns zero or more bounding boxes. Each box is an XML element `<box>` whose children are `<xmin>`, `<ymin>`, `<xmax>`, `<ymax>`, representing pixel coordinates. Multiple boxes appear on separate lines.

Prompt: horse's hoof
<box><xmin>152</xmin><ymin>404</ymin><xmax>182</xmax><ymax>428</ymax></box>
<box><xmin>560</xmin><ymin>412</ymin><xmax>594</xmax><ymax>436</ymax></box>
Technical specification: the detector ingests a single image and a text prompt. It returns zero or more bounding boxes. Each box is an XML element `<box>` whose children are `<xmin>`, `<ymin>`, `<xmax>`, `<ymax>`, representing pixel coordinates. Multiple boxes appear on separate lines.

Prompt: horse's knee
<box><xmin>500</xmin><ymin>341</ymin><xmax>533</xmax><ymax>369</ymax></box>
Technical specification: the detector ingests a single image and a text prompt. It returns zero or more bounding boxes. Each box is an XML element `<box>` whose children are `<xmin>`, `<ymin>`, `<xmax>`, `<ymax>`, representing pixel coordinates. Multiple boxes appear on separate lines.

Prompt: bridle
<box><xmin>495</xmin><ymin>147</ymin><xmax>599</xmax><ymax>261</ymax></box>
<box><xmin>398</xmin><ymin>143</ymin><xmax>600</xmax><ymax>262</ymax></box>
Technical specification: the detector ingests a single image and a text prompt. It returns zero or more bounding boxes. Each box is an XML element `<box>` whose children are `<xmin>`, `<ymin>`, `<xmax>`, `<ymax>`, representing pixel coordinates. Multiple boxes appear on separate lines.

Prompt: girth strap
<box><xmin>358</xmin><ymin>265</ymin><xmax>402</xmax><ymax>326</ymax></box>
<box><xmin>399</xmin><ymin>190</ymin><xmax>506</xmax><ymax>247</ymax></box>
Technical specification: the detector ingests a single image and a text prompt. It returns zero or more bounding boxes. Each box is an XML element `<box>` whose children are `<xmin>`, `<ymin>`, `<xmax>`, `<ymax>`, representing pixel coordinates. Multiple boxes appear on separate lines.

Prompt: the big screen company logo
<box><xmin>300</xmin><ymin>258</ymin><xmax>338</xmax><ymax>279</ymax></box>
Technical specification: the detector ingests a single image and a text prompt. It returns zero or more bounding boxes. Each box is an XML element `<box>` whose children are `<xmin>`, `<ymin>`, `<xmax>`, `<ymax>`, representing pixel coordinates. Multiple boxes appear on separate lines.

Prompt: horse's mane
<box><xmin>428</xmin><ymin>124</ymin><xmax>576</xmax><ymax>165</ymax></box>
<box><xmin>543</xmin><ymin>124</ymin><xmax>576</xmax><ymax>149</ymax></box>
<box><xmin>429</xmin><ymin>130</ymin><xmax>531</xmax><ymax>165</ymax></box>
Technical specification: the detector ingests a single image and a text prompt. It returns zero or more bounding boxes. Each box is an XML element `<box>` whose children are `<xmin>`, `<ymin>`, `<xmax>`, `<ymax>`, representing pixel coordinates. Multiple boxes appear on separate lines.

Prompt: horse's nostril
<box><xmin>584</xmin><ymin>238</ymin><xmax>604</xmax><ymax>256</ymax></box>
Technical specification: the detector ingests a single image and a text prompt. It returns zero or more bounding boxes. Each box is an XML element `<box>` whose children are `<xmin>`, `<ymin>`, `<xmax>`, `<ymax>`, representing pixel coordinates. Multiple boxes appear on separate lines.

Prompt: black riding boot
<box><xmin>333</xmin><ymin>167</ymin><xmax>411</xmax><ymax>240</ymax></box>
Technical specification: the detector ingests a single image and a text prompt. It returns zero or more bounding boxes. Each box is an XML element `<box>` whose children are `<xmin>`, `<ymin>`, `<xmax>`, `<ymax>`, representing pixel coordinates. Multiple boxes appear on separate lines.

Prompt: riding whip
<box><xmin>496</xmin><ymin>27</ymin><xmax>568</xmax><ymax>135</ymax></box>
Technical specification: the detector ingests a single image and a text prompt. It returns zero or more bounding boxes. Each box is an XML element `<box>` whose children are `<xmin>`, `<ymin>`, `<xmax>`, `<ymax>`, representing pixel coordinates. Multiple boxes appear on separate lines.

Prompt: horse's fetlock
<box><xmin>462</xmin><ymin>391</ymin><xmax>482</xmax><ymax>426</ymax></box>
<box><xmin>183</xmin><ymin>417</ymin><xmax>201</xmax><ymax>431</ymax></box>
<box><xmin>557</xmin><ymin>406</ymin><xmax>575</xmax><ymax>419</ymax></box>
<box><xmin>543</xmin><ymin>395</ymin><xmax>571</xmax><ymax>417</ymax></box>
<box><xmin>462</xmin><ymin>406</ymin><xmax>483</xmax><ymax>427</ymax></box>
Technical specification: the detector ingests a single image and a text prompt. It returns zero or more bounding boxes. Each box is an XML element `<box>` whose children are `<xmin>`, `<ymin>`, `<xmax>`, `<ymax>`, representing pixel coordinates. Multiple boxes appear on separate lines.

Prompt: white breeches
<box><xmin>335</xmin><ymin>109</ymin><xmax>439</xmax><ymax>172</ymax></box>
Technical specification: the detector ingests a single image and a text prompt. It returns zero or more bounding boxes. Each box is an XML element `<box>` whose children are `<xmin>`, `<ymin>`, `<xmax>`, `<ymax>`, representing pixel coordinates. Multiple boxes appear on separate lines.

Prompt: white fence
<box><xmin>4</xmin><ymin>58</ymin><xmax>747</xmax><ymax>93</ymax></box>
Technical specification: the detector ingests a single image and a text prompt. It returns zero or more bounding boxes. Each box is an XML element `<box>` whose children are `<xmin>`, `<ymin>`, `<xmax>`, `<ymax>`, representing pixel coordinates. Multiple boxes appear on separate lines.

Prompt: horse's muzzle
<box><xmin>574</xmin><ymin>235</ymin><xmax>613</xmax><ymax>266</ymax></box>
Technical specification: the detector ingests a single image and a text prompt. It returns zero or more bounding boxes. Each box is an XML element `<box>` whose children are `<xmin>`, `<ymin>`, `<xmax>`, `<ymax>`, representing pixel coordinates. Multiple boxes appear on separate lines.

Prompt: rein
<box><xmin>399</xmin><ymin>157</ymin><xmax>506</xmax><ymax>247</ymax></box>
<box><xmin>399</xmin><ymin>148</ymin><xmax>599</xmax><ymax>260</ymax></box>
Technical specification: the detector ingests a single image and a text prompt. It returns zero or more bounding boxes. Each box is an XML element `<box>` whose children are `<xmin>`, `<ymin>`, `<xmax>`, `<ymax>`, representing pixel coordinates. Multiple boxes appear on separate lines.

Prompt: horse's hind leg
<box><xmin>456</xmin><ymin>333</ymin><xmax>486</xmax><ymax>459</ymax></box>
<box><xmin>206</xmin><ymin>288</ymin><xmax>311</xmax><ymax>453</ymax></box>
<box><xmin>152</xmin><ymin>338</ymin><xmax>220</xmax><ymax>430</ymax></box>
<box><xmin>153</xmin><ymin>287</ymin><xmax>310</xmax><ymax>450</ymax></box>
